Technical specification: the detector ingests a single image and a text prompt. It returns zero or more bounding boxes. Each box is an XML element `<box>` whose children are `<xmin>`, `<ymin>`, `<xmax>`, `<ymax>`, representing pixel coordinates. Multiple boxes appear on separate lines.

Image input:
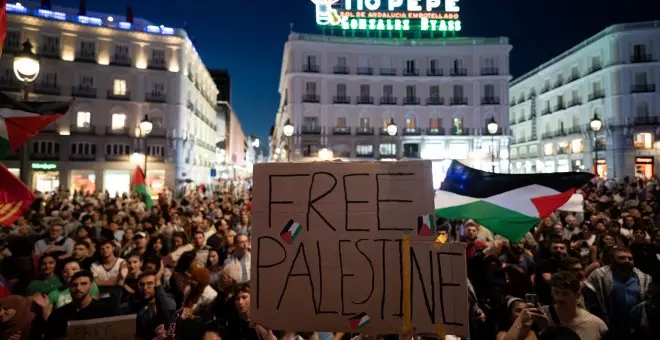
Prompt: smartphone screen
<box><xmin>525</xmin><ymin>293</ymin><xmax>539</xmax><ymax>305</ymax></box>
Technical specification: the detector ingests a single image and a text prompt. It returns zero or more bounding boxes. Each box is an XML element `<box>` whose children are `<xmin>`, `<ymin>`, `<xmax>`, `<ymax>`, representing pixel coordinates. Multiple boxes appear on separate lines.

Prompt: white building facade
<box><xmin>1</xmin><ymin>3</ymin><xmax>220</xmax><ymax>194</ymax></box>
<box><xmin>271</xmin><ymin>32</ymin><xmax>512</xmax><ymax>187</ymax></box>
<box><xmin>509</xmin><ymin>21</ymin><xmax>660</xmax><ymax>179</ymax></box>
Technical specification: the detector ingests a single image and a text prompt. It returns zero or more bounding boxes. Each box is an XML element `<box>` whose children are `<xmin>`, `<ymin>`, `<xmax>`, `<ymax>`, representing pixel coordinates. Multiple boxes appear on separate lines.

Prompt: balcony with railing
<box><xmin>33</xmin><ymin>83</ymin><xmax>61</xmax><ymax>95</ymax></box>
<box><xmin>333</xmin><ymin>96</ymin><xmax>350</xmax><ymax>104</ymax></box>
<box><xmin>72</xmin><ymin>86</ymin><xmax>97</xmax><ymax>98</ymax></box>
<box><xmin>541</xmin><ymin>107</ymin><xmax>551</xmax><ymax>115</ymax></box>
<box><xmin>145</xmin><ymin>92</ymin><xmax>167</xmax><ymax>103</ymax></box>
<box><xmin>426</xmin><ymin>128</ymin><xmax>445</xmax><ymax>135</ymax></box>
<box><xmin>588</xmin><ymin>91</ymin><xmax>605</xmax><ymax>101</ymax></box>
<box><xmin>111</xmin><ymin>55</ymin><xmax>132</xmax><ymax>66</ymax></box>
<box><xmin>301</xmin><ymin>126</ymin><xmax>322</xmax><ymax>135</ymax></box>
<box><xmin>426</xmin><ymin>97</ymin><xmax>444</xmax><ymax>105</ymax></box>
<box><xmin>71</xmin><ymin>124</ymin><xmax>96</xmax><ymax>134</ymax></box>
<box><xmin>631</xmin><ymin>54</ymin><xmax>654</xmax><ymax>63</ymax></box>
<box><xmin>302</xmin><ymin>94</ymin><xmax>320</xmax><ymax>103</ymax></box>
<box><xmin>541</xmin><ymin>131</ymin><xmax>553</xmax><ymax>139</ymax></box>
<box><xmin>380</xmin><ymin>68</ymin><xmax>397</xmax><ymax>76</ymax></box>
<box><xmin>0</xmin><ymin>77</ymin><xmax>21</xmax><ymax>92</ymax></box>
<box><xmin>450</xmin><ymin>97</ymin><xmax>468</xmax><ymax>105</ymax></box>
<box><xmin>567</xmin><ymin>98</ymin><xmax>582</xmax><ymax>108</ymax></box>
<box><xmin>356</xmin><ymin>127</ymin><xmax>374</xmax><ymax>135</ymax></box>
<box><xmin>427</xmin><ymin>68</ymin><xmax>443</xmax><ymax>76</ymax></box>
<box><xmin>587</xmin><ymin>63</ymin><xmax>602</xmax><ymax>75</ymax></box>
<box><xmin>39</xmin><ymin>45</ymin><xmax>60</xmax><ymax>58</ymax></box>
<box><xmin>481</xmin><ymin>67</ymin><xmax>499</xmax><ymax>76</ymax></box>
<box><xmin>107</xmin><ymin>90</ymin><xmax>131</xmax><ymax>101</ymax></box>
<box><xmin>481</xmin><ymin>97</ymin><xmax>500</xmax><ymax>105</ymax></box>
<box><xmin>450</xmin><ymin>127</ymin><xmax>471</xmax><ymax>135</ymax></box>
<box><xmin>567</xmin><ymin>73</ymin><xmax>581</xmax><ymax>83</ymax></box>
<box><xmin>148</xmin><ymin>59</ymin><xmax>167</xmax><ymax>70</ymax></box>
<box><xmin>553</xmin><ymin>79</ymin><xmax>564</xmax><ymax>89</ymax></box>
<box><xmin>76</xmin><ymin>51</ymin><xmax>96</xmax><ymax>62</ymax></box>
<box><xmin>303</xmin><ymin>64</ymin><xmax>320</xmax><ymax>73</ymax></box>
<box><xmin>333</xmin><ymin>66</ymin><xmax>350</xmax><ymax>74</ymax></box>
<box><xmin>553</xmin><ymin>129</ymin><xmax>567</xmax><ymax>137</ymax></box>
<box><xmin>403</xmin><ymin>69</ymin><xmax>419</xmax><ymax>76</ymax></box>
<box><xmin>106</xmin><ymin>126</ymin><xmax>129</xmax><ymax>135</ymax></box>
<box><xmin>333</xmin><ymin>127</ymin><xmax>351</xmax><ymax>135</ymax></box>
<box><xmin>510</xmin><ymin>118</ymin><xmax>517</xmax><ymax>125</ymax></box>
<box><xmin>567</xmin><ymin>126</ymin><xmax>582</xmax><ymax>134</ymax></box>
<box><xmin>633</xmin><ymin>116</ymin><xmax>660</xmax><ymax>125</ymax></box>
<box><xmin>540</xmin><ymin>85</ymin><xmax>550</xmax><ymax>93</ymax></box>
<box><xmin>403</xmin><ymin>128</ymin><xmax>422</xmax><ymax>136</ymax></box>
<box><xmin>380</xmin><ymin>96</ymin><xmax>397</xmax><ymax>105</ymax></box>
<box><xmin>518</xmin><ymin>116</ymin><xmax>527</xmax><ymax>123</ymax></box>
<box><xmin>357</xmin><ymin>67</ymin><xmax>373</xmax><ymax>75</ymax></box>
<box><xmin>553</xmin><ymin>103</ymin><xmax>566</xmax><ymax>112</ymax></box>
<box><xmin>379</xmin><ymin>127</ymin><xmax>395</xmax><ymax>136</ymax></box>
<box><xmin>403</xmin><ymin>97</ymin><xmax>420</xmax><ymax>105</ymax></box>
<box><xmin>356</xmin><ymin>96</ymin><xmax>374</xmax><ymax>104</ymax></box>
<box><xmin>631</xmin><ymin>83</ymin><xmax>656</xmax><ymax>93</ymax></box>
<box><xmin>450</xmin><ymin>68</ymin><xmax>467</xmax><ymax>76</ymax></box>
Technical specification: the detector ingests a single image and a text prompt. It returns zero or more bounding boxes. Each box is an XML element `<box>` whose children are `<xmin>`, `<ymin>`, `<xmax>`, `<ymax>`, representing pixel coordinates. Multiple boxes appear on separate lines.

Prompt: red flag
<box><xmin>0</xmin><ymin>0</ymin><xmax>6</xmax><ymax>57</ymax></box>
<box><xmin>0</xmin><ymin>163</ymin><xmax>35</xmax><ymax>227</ymax></box>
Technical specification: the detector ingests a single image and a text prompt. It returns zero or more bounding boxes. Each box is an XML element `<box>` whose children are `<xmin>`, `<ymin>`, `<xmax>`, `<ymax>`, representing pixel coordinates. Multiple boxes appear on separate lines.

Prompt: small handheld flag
<box><xmin>131</xmin><ymin>166</ymin><xmax>153</xmax><ymax>210</ymax></box>
<box><xmin>279</xmin><ymin>219</ymin><xmax>301</xmax><ymax>245</ymax></box>
<box><xmin>348</xmin><ymin>312</ymin><xmax>370</xmax><ymax>330</ymax></box>
<box><xmin>417</xmin><ymin>214</ymin><xmax>435</xmax><ymax>237</ymax></box>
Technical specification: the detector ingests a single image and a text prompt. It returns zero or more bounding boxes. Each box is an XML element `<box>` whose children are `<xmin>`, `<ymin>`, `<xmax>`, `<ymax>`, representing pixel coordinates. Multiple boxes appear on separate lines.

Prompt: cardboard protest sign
<box><xmin>67</xmin><ymin>314</ymin><xmax>137</xmax><ymax>340</ymax></box>
<box><xmin>251</xmin><ymin>161</ymin><xmax>469</xmax><ymax>337</ymax></box>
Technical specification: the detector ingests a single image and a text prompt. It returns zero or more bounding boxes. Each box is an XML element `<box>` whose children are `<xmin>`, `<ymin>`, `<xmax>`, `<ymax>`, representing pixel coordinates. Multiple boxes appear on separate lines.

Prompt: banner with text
<box><xmin>251</xmin><ymin>161</ymin><xmax>469</xmax><ymax>337</ymax></box>
<box><xmin>67</xmin><ymin>314</ymin><xmax>137</xmax><ymax>340</ymax></box>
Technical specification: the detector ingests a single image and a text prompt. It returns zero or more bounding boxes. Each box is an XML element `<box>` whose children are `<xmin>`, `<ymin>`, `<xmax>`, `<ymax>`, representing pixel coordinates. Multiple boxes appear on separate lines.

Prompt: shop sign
<box><xmin>31</xmin><ymin>162</ymin><xmax>57</xmax><ymax>170</ymax></box>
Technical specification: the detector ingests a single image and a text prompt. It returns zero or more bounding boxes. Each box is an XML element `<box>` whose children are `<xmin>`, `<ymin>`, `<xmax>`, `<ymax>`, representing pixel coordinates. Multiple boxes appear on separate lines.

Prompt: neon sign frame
<box><xmin>311</xmin><ymin>0</ymin><xmax>462</xmax><ymax>35</ymax></box>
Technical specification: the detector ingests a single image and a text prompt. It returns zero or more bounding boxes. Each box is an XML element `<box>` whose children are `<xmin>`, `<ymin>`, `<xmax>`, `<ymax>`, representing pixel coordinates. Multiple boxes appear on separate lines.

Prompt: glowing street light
<box><xmin>13</xmin><ymin>40</ymin><xmax>40</xmax><ymax>84</ymax></box>
<box><xmin>319</xmin><ymin>147</ymin><xmax>333</xmax><ymax>161</ymax></box>
<box><xmin>283</xmin><ymin>119</ymin><xmax>295</xmax><ymax>137</ymax></box>
<box><xmin>386</xmin><ymin>118</ymin><xmax>397</xmax><ymax>136</ymax></box>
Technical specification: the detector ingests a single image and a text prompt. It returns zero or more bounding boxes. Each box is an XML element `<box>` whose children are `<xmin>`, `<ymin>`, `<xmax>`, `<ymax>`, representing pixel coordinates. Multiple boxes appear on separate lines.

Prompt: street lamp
<box><xmin>590</xmin><ymin>114</ymin><xmax>602</xmax><ymax>176</ymax></box>
<box><xmin>137</xmin><ymin>115</ymin><xmax>152</xmax><ymax>182</ymax></box>
<box><xmin>14</xmin><ymin>40</ymin><xmax>40</xmax><ymax>101</ymax></box>
<box><xmin>487</xmin><ymin>117</ymin><xmax>499</xmax><ymax>173</ymax></box>
<box><xmin>319</xmin><ymin>147</ymin><xmax>333</xmax><ymax>161</ymax></box>
<box><xmin>14</xmin><ymin>39</ymin><xmax>41</xmax><ymax>185</ymax></box>
<box><xmin>282</xmin><ymin>119</ymin><xmax>294</xmax><ymax>162</ymax></box>
<box><xmin>386</xmin><ymin>118</ymin><xmax>398</xmax><ymax>136</ymax></box>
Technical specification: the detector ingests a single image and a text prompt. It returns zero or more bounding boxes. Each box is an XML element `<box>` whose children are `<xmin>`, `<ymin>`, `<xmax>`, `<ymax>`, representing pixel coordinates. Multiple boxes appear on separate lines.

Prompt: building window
<box><xmin>634</xmin><ymin>133</ymin><xmax>653</xmax><ymax>149</ymax></box>
<box><xmin>305</xmin><ymin>81</ymin><xmax>316</xmax><ymax>95</ymax></box>
<box><xmin>356</xmin><ymin>144</ymin><xmax>373</xmax><ymax>156</ymax></box>
<box><xmin>336</xmin><ymin>83</ymin><xmax>346</xmax><ymax>97</ymax></box>
<box><xmin>453</xmin><ymin>117</ymin><xmax>463</xmax><ymax>132</ymax></box>
<box><xmin>43</xmin><ymin>72</ymin><xmax>58</xmax><ymax>85</ymax></box>
<box><xmin>543</xmin><ymin>143</ymin><xmax>554</xmax><ymax>156</ymax></box>
<box><xmin>151</xmin><ymin>82</ymin><xmax>165</xmax><ymax>95</ymax></box>
<box><xmin>383</xmin><ymin>85</ymin><xmax>393</xmax><ymax>97</ymax></box>
<box><xmin>430</xmin><ymin>85</ymin><xmax>440</xmax><ymax>98</ymax></box>
<box><xmin>111</xmin><ymin>113</ymin><xmax>127</xmax><ymax>130</ymax></box>
<box><xmin>337</xmin><ymin>56</ymin><xmax>347</xmax><ymax>67</ymax></box>
<box><xmin>42</xmin><ymin>36</ymin><xmax>60</xmax><ymax>54</ymax></box>
<box><xmin>430</xmin><ymin>117</ymin><xmax>442</xmax><ymax>129</ymax></box>
<box><xmin>114</xmin><ymin>44</ymin><xmax>129</xmax><ymax>58</ymax></box>
<box><xmin>80</xmin><ymin>76</ymin><xmax>94</xmax><ymax>88</ymax></box>
<box><xmin>453</xmin><ymin>85</ymin><xmax>464</xmax><ymax>97</ymax></box>
<box><xmin>379</xmin><ymin>143</ymin><xmax>396</xmax><ymax>156</ymax></box>
<box><xmin>634</xmin><ymin>72</ymin><xmax>648</xmax><ymax>85</ymax></box>
<box><xmin>5</xmin><ymin>31</ymin><xmax>20</xmax><ymax>49</ymax></box>
<box><xmin>106</xmin><ymin>144</ymin><xmax>131</xmax><ymax>155</ymax></box>
<box><xmin>147</xmin><ymin>145</ymin><xmax>165</xmax><ymax>157</ymax></box>
<box><xmin>636</xmin><ymin>102</ymin><xmax>649</xmax><ymax>117</ymax></box>
<box><xmin>151</xmin><ymin>49</ymin><xmax>165</xmax><ymax>65</ymax></box>
<box><xmin>336</xmin><ymin>117</ymin><xmax>347</xmax><ymax>128</ymax></box>
<box><xmin>406</xmin><ymin>85</ymin><xmax>416</xmax><ymax>97</ymax></box>
<box><xmin>113</xmin><ymin>79</ymin><xmax>127</xmax><ymax>95</ymax></box>
<box><xmin>76</xmin><ymin>111</ymin><xmax>91</xmax><ymax>127</ymax></box>
<box><xmin>32</xmin><ymin>141</ymin><xmax>60</xmax><ymax>155</ymax></box>
<box><xmin>632</xmin><ymin>44</ymin><xmax>648</xmax><ymax>59</ymax></box>
<box><xmin>359</xmin><ymin>117</ymin><xmax>370</xmax><ymax>128</ymax></box>
<box><xmin>484</xmin><ymin>84</ymin><xmax>495</xmax><ymax>97</ymax></box>
<box><xmin>571</xmin><ymin>139</ymin><xmax>583</xmax><ymax>153</ymax></box>
<box><xmin>360</xmin><ymin>84</ymin><xmax>370</xmax><ymax>97</ymax></box>
<box><xmin>79</xmin><ymin>41</ymin><xmax>95</xmax><ymax>57</ymax></box>
<box><xmin>71</xmin><ymin>142</ymin><xmax>96</xmax><ymax>155</ymax></box>
<box><xmin>303</xmin><ymin>117</ymin><xmax>318</xmax><ymax>129</ymax></box>
<box><xmin>483</xmin><ymin>57</ymin><xmax>496</xmax><ymax>68</ymax></box>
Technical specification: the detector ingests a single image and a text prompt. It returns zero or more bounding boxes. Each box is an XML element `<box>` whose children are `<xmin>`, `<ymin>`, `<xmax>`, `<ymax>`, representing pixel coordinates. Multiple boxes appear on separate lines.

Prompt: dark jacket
<box><xmin>121</xmin><ymin>286</ymin><xmax>177</xmax><ymax>340</ymax></box>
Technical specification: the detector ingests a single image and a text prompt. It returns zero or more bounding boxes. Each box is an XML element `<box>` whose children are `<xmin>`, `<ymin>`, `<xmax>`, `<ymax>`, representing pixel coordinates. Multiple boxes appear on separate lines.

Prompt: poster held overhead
<box><xmin>251</xmin><ymin>160</ymin><xmax>469</xmax><ymax>337</ymax></box>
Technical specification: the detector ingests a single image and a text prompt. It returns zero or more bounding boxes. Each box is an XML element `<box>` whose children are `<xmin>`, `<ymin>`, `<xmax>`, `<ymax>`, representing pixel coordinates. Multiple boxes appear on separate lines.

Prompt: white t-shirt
<box><xmin>90</xmin><ymin>258</ymin><xmax>125</xmax><ymax>281</ymax></box>
<box><xmin>542</xmin><ymin>305</ymin><xmax>608</xmax><ymax>340</ymax></box>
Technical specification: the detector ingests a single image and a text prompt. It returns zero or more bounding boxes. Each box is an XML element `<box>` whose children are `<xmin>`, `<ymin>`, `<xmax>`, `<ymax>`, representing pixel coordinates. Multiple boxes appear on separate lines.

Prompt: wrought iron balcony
<box><xmin>357</xmin><ymin>67</ymin><xmax>373</xmax><ymax>75</ymax></box>
<box><xmin>356</xmin><ymin>96</ymin><xmax>374</xmax><ymax>104</ymax></box>
<box><xmin>588</xmin><ymin>91</ymin><xmax>605</xmax><ymax>101</ymax></box>
<box><xmin>111</xmin><ymin>55</ymin><xmax>132</xmax><ymax>66</ymax></box>
<box><xmin>631</xmin><ymin>54</ymin><xmax>654</xmax><ymax>63</ymax></box>
<box><xmin>427</xmin><ymin>69</ymin><xmax>443</xmax><ymax>76</ymax></box>
<box><xmin>333</xmin><ymin>127</ymin><xmax>351</xmax><ymax>135</ymax></box>
<box><xmin>403</xmin><ymin>97</ymin><xmax>420</xmax><ymax>105</ymax></box>
<box><xmin>70</xmin><ymin>124</ymin><xmax>96</xmax><ymax>134</ymax></box>
<box><xmin>403</xmin><ymin>69</ymin><xmax>419</xmax><ymax>76</ymax></box>
<box><xmin>631</xmin><ymin>83</ymin><xmax>656</xmax><ymax>93</ymax></box>
<box><xmin>426</xmin><ymin>128</ymin><xmax>445</xmax><ymax>135</ymax></box>
<box><xmin>303</xmin><ymin>64</ymin><xmax>320</xmax><ymax>73</ymax></box>
<box><xmin>301</xmin><ymin>126</ymin><xmax>322</xmax><ymax>134</ymax></box>
<box><xmin>145</xmin><ymin>92</ymin><xmax>167</xmax><ymax>103</ymax></box>
<box><xmin>148</xmin><ymin>60</ymin><xmax>167</xmax><ymax>70</ymax></box>
<box><xmin>403</xmin><ymin>128</ymin><xmax>421</xmax><ymax>135</ymax></box>
<box><xmin>76</xmin><ymin>52</ymin><xmax>96</xmax><ymax>62</ymax></box>
<box><xmin>481</xmin><ymin>67</ymin><xmax>499</xmax><ymax>76</ymax></box>
<box><xmin>333</xmin><ymin>66</ymin><xmax>350</xmax><ymax>74</ymax></box>
<box><xmin>106</xmin><ymin>126</ymin><xmax>129</xmax><ymax>135</ymax></box>
<box><xmin>107</xmin><ymin>90</ymin><xmax>131</xmax><ymax>101</ymax></box>
<box><xmin>450</xmin><ymin>127</ymin><xmax>471</xmax><ymax>136</ymax></box>
<box><xmin>33</xmin><ymin>83</ymin><xmax>61</xmax><ymax>95</ymax></box>
<box><xmin>450</xmin><ymin>68</ymin><xmax>467</xmax><ymax>76</ymax></box>
<box><xmin>71</xmin><ymin>86</ymin><xmax>97</xmax><ymax>98</ymax></box>
<box><xmin>379</xmin><ymin>97</ymin><xmax>397</xmax><ymax>105</ymax></box>
<box><xmin>481</xmin><ymin>97</ymin><xmax>500</xmax><ymax>105</ymax></box>
<box><xmin>302</xmin><ymin>94</ymin><xmax>320</xmax><ymax>103</ymax></box>
<box><xmin>450</xmin><ymin>97</ymin><xmax>468</xmax><ymax>105</ymax></box>
<box><xmin>333</xmin><ymin>96</ymin><xmax>351</xmax><ymax>104</ymax></box>
<box><xmin>426</xmin><ymin>97</ymin><xmax>444</xmax><ymax>105</ymax></box>
<box><xmin>633</xmin><ymin>116</ymin><xmax>660</xmax><ymax>125</ymax></box>
<box><xmin>379</xmin><ymin>68</ymin><xmax>397</xmax><ymax>76</ymax></box>
<box><xmin>356</xmin><ymin>127</ymin><xmax>374</xmax><ymax>135</ymax></box>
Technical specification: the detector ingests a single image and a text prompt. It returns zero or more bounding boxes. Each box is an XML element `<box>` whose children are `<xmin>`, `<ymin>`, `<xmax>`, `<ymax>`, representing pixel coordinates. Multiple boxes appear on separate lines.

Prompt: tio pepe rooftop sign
<box><xmin>312</xmin><ymin>0</ymin><xmax>461</xmax><ymax>33</ymax></box>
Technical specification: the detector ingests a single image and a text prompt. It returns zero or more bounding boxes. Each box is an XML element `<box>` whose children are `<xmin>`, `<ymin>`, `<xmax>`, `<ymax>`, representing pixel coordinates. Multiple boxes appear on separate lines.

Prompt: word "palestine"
<box><xmin>340</xmin><ymin>17</ymin><xmax>462</xmax><ymax>32</ymax></box>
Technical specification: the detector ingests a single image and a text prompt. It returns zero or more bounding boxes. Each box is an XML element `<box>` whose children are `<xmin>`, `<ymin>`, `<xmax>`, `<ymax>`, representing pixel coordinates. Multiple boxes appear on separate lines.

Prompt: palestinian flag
<box><xmin>0</xmin><ymin>92</ymin><xmax>71</xmax><ymax>160</ymax></box>
<box><xmin>0</xmin><ymin>163</ymin><xmax>35</xmax><ymax>226</ymax></box>
<box><xmin>130</xmin><ymin>166</ymin><xmax>153</xmax><ymax>210</ymax></box>
<box><xmin>435</xmin><ymin>161</ymin><xmax>594</xmax><ymax>242</ymax></box>
<box><xmin>417</xmin><ymin>214</ymin><xmax>435</xmax><ymax>237</ymax></box>
<box><xmin>279</xmin><ymin>219</ymin><xmax>301</xmax><ymax>245</ymax></box>
<box><xmin>348</xmin><ymin>312</ymin><xmax>370</xmax><ymax>330</ymax></box>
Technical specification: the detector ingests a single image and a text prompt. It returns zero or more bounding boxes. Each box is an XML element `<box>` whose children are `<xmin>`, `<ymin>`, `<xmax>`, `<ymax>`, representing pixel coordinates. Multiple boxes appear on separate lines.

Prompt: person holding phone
<box><xmin>496</xmin><ymin>296</ymin><xmax>543</xmax><ymax>340</ymax></box>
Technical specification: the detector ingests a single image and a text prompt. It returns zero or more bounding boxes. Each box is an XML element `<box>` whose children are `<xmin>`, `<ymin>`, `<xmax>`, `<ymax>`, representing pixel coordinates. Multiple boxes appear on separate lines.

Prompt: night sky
<box><xmin>54</xmin><ymin>0</ymin><xmax>659</xmax><ymax>144</ymax></box>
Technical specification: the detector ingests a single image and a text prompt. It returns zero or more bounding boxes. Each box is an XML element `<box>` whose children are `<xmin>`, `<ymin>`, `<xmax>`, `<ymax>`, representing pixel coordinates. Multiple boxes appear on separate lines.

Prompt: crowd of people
<box><xmin>0</xmin><ymin>175</ymin><xmax>659</xmax><ymax>340</ymax></box>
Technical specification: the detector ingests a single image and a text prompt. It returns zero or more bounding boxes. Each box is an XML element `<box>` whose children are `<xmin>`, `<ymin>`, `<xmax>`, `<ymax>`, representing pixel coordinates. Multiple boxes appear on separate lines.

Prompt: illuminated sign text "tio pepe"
<box><xmin>311</xmin><ymin>0</ymin><xmax>461</xmax><ymax>32</ymax></box>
